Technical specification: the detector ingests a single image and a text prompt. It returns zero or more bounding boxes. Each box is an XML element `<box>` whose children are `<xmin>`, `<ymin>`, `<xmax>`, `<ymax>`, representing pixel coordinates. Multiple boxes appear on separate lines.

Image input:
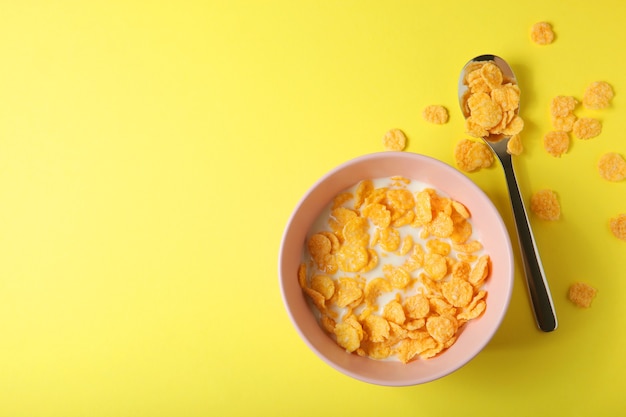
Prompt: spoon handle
<box><xmin>499</xmin><ymin>154</ymin><xmax>558</xmax><ymax>332</ymax></box>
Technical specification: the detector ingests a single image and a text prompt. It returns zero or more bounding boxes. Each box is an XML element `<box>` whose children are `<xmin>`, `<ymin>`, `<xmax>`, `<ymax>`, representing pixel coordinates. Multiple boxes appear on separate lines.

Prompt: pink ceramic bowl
<box><xmin>278</xmin><ymin>152</ymin><xmax>513</xmax><ymax>386</ymax></box>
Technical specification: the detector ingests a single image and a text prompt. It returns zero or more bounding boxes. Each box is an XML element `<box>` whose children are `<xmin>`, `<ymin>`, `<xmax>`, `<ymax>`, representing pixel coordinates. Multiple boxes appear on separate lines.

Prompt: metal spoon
<box><xmin>458</xmin><ymin>54</ymin><xmax>558</xmax><ymax>332</ymax></box>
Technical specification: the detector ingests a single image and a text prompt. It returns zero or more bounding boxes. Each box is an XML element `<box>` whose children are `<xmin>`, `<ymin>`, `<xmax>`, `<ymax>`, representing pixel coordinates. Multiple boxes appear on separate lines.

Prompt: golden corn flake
<box><xmin>454</xmin><ymin>138</ymin><xmax>494</xmax><ymax>172</ymax></box>
<box><xmin>307</xmin><ymin>233</ymin><xmax>338</xmax><ymax>274</ymax></box>
<box><xmin>398</xmin><ymin>234</ymin><xmax>414</xmax><ymax>256</ymax></box>
<box><xmin>480</xmin><ymin>62</ymin><xmax>504</xmax><ymax>89</ymax></box>
<box><xmin>469</xmin><ymin>255</ymin><xmax>490</xmax><ymax>287</ymax></box>
<box><xmin>464</xmin><ymin>117</ymin><xmax>489</xmax><ymax>138</ymax></box>
<box><xmin>530</xmin><ymin>189</ymin><xmax>561</xmax><ymax>221</ymax></box>
<box><xmin>609</xmin><ymin>214</ymin><xmax>626</xmax><ymax>242</ymax></box>
<box><xmin>429</xmin><ymin>212</ymin><xmax>454</xmax><ymax>238</ymax></box>
<box><xmin>452</xmin><ymin>261</ymin><xmax>471</xmax><ymax>281</ymax></box>
<box><xmin>335</xmin><ymin>277</ymin><xmax>364</xmax><ymax>308</ymax></box>
<box><xmin>404</xmin><ymin>294</ymin><xmax>431</xmax><ymax>319</ymax></box>
<box><xmin>336</xmin><ymin>244</ymin><xmax>369</xmax><ymax>272</ymax></box>
<box><xmin>572</xmin><ymin>117</ymin><xmax>602</xmax><ymax>140</ymax></box>
<box><xmin>543</xmin><ymin>131</ymin><xmax>569</xmax><ymax>157</ymax></box>
<box><xmin>457</xmin><ymin>299</ymin><xmax>486</xmax><ymax>321</ymax></box>
<box><xmin>382</xmin><ymin>300</ymin><xmax>406</xmax><ymax>325</ymax></box>
<box><xmin>361</xmin><ymin>248</ymin><xmax>379</xmax><ymax>273</ymax></box>
<box><xmin>551</xmin><ymin>113</ymin><xmax>577</xmax><ymax>132</ymax></box>
<box><xmin>387</xmin><ymin>188</ymin><xmax>415</xmax><ymax>212</ymax></box>
<box><xmin>362</xmin><ymin>203</ymin><xmax>391</xmax><ymax>229</ymax></box>
<box><xmin>300</xmin><ymin>176</ymin><xmax>492</xmax><ymax>363</ymax></box>
<box><xmin>414</xmin><ymin>190</ymin><xmax>433</xmax><ymax>225</ymax></box>
<box><xmin>422</xmin><ymin>105</ymin><xmax>449</xmax><ymax>124</ymax></box>
<box><xmin>583</xmin><ymin>81</ymin><xmax>614</xmax><ymax>110</ymax></box>
<box><xmin>598</xmin><ymin>152</ymin><xmax>626</xmax><ymax>182</ymax></box>
<box><xmin>354</xmin><ymin>179</ymin><xmax>374</xmax><ymax>209</ymax></box>
<box><xmin>402</xmin><ymin>243</ymin><xmax>425</xmax><ymax>272</ymax></box>
<box><xmin>310</xmin><ymin>275</ymin><xmax>335</xmax><ymax>300</ymax></box>
<box><xmin>423</xmin><ymin>253</ymin><xmax>448</xmax><ymax>280</ymax></box>
<box><xmin>452</xmin><ymin>240</ymin><xmax>483</xmax><ymax>253</ymax></box>
<box><xmin>426</xmin><ymin>316</ymin><xmax>457</xmax><ymax>344</ymax></box>
<box><xmin>426</xmin><ymin>239</ymin><xmax>451</xmax><ymax>256</ymax></box>
<box><xmin>334</xmin><ymin>322</ymin><xmax>362</xmax><ymax>352</ymax></box>
<box><xmin>397</xmin><ymin>335</ymin><xmax>437</xmax><ymax>364</ymax></box>
<box><xmin>470</xmin><ymin>94</ymin><xmax>503</xmax><ymax>129</ymax></box>
<box><xmin>364</xmin><ymin>277</ymin><xmax>392</xmax><ymax>308</ymax></box>
<box><xmin>491</xmin><ymin>84</ymin><xmax>521</xmax><ymax>112</ymax></box>
<box><xmin>506</xmin><ymin>133</ymin><xmax>524</xmax><ymax>156</ymax></box>
<box><xmin>550</xmin><ymin>96</ymin><xmax>577</xmax><ymax>117</ymax></box>
<box><xmin>568</xmin><ymin>282</ymin><xmax>597</xmax><ymax>308</ymax></box>
<box><xmin>358</xmin><ymin>340</ymin><xmax>393</xmax><ymax>360</ymax></box>
<box><xmin>450</xmin><ymin>217</ymin><xmax>473</xmax><ymax>244</ymax></box>
<box><xmin>343</xmin><ymin>217</ymin><xmax>370</xmax><ymax>246</ymax></box>
<box><xmin>378</xmin><ymin>227</ymin><xmax>401</xmax><ymax>252</ymax></box>
<box><xmin>501</xmin><ymin>115</ymin><xmax>524</xmax><ymax>136</ymax></box>
<box><xmin>530</xmin><ymin>22</ymin><xmax>555</xmax><ymax>45</ymax></box>
<box><xmin>382</xmin><ymin>128</ymin><xmax>407</xmax><ymax>151</ymax></box>
<box><xmin>383</xmin><ymin>264</ymin><xmax>412</xmax><ymax>289</ymax></box>
<box><xmin>319</xmin><ymin>231</ymin><xmax>340</xmax><ymax>253</ymax></box>
<box><xmin>364</xmin><ymin>314</ymin><xmax>391</xmax><ymax>342</ymax></box>
<box><xmin>442</xmin><ymin>278</ymin><xmax>473</xmax><ymax>307</ymax></box>
<box><xmin>320</xmin><ymin>314</ymin><xmax>336</xmax><ymax>334</ymax></box>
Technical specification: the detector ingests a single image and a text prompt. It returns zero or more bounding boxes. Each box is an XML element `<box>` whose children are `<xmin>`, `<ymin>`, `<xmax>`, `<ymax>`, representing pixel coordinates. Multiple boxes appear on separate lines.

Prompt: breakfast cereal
<box><xmin>299</xmin><ymin>177</ymin><xmax>491</xmax><ymax>363</ymax></box>
<box><xmin>543</xmin><ymin>131</ymin><xmax>570</xmax><ymax>157</ymax></box>
<box><xmin>382</xmin><ymin>128</ymin><xmax>408</xmax><ymax>151</ymax></box>
<box><xmin>550</xmin><ymin>96</ymin><xmax>578</xmax><ymax>117</ymax></box>
<box><xmin>461</xmin><ymin>60</ymin><xmax>524</xmax><ymax>139</ymax></box>
<box><xmin>583</xmin><ymin>81</ymin><xmax>614</xmax><ymax>110</ymax></box>
<box><xmin>530</xmin><ymin>189</ymin><xmax>561</xmax><ymax>221</ymax></box>
<box><xmin>551</xmin><ymin>114</ymin><xmax>577</xmax><ymax>132</ymax></box>
<box><xmin>506</xmin><ymin>134</ymin><xmax>524</xmax><ymax>155</ymax></box>
<box><xmin>568</xmin><ymin>282</ymin><xmax>597</xmax><ymax>308</ymax></box>
<box><xmin>454</xmin><ymin>138</ymin><xmax>494</xmax><ymax>172</ymax></box>
<box><xmin>598</xmin><ymin>152</ymin><xmax>626</xmax><ymax>182</ymax></box>
<box><xmin>572</xmin><ymin>117</ymin><xmax>602</xmax><ymax>139</ymax></box>
<box><xmin>422</xmin><ymin>105</ymin><xmax>449</xmax><ymax>124</ymax></box>
<box><xmin>530</xmin><ymin>22</ymin><xmax>555</xmax><ymax>45</ymax></box>
<box><xmin>610</xmin><ymin>214</ymin><xmax>626</xmax><ymax>242</ymax></box>
<box><xmin>549</xmin><ymin>95</ymin><xmax>578</xmax><ymax>133</ymax></box>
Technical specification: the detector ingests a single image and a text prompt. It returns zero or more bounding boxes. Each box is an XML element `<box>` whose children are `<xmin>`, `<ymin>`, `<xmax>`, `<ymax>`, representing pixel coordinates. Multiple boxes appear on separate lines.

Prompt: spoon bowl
<box><xmin>458</xmin><ymin>54</ymin><xmax>558</xmax><ymax>332</ymax></box>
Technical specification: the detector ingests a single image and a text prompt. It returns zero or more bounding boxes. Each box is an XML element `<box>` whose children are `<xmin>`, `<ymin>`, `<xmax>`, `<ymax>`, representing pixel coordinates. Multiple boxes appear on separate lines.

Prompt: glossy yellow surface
<box><xmin>1</xmin><ymin>1</ymin><xmax>624</xmax><ymax>415</ymax></box>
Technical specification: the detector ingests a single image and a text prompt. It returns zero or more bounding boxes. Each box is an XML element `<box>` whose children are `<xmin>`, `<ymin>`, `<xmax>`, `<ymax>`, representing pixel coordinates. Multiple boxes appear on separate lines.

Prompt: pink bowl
<box><xmin>278</xmin><ymin>152</ymin><xmax>513</xmax><ymax>386</ymax></box>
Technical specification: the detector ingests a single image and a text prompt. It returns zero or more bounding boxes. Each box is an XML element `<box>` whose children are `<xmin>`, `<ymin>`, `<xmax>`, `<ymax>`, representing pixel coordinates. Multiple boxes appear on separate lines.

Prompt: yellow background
<box><xmin>1</xmin><ymin>1</ymin><xmax>625</xmax><ymax>416</ymax></box>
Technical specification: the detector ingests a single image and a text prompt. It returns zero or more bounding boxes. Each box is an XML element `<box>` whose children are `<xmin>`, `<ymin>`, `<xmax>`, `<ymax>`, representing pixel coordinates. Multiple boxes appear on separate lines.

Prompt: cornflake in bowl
<box><xmin>278</xmin><ymin>152</ymin><xmax>514</xmax><ymax>386</ymax></box>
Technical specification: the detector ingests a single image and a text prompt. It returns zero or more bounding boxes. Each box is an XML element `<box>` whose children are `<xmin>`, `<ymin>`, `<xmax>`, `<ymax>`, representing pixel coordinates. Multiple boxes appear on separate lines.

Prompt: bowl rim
<box><xmin>278</xmin><ymin>151</ymin><xmax>514</xmax><ymax>386</ymax></box>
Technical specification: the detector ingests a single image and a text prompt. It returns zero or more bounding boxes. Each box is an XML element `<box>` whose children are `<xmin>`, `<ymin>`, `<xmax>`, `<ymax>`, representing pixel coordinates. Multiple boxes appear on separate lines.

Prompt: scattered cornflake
<box><xmin>454</xmin><ymin>138</ymin><xmax>494</xmax><ymax>172</ymax></box>
<box><xmin>609</xmin><ymin>214</ymin><xmax>626</xmax><ymax>242</ymax></box>
<box><xmin>382</xmin><ymin>128</ymin><xmax>407</xmax><ymax>151</ymax></box>
<box><xmin>543</xmin><ymin>131</ymin><xmax>569</xmax><ymax>157</ymax></box>
<box><xmin>549</xmin><ymin>96</ymin><xmax>578</xmax><ymax>132</ymax></box>
<box><xmin>598</xmin><ymin>152</ymin><xmax>626</xmax><ymax>182</ymax></box>
<box><xmin>568</xmin><ymin>282</ymin><xmax>597</xmax><ymax>308</ymax></box>
<box><xmin>530</xmin><ymin>189</ymin><xmax>561</xmax><ymax>221</ymax></box>
<box><xmin>550</xmin><ymin>96</ymin><xmax>578</xmax><ymax>117</ymax></box>
<box><xmin>551</xmin><ymin>114</ymin><xmax>577</xmax><ymax>132</ymax></box>
<box><xmin>300</xmin><ymin>176</ymin><xmax>492</xmax><ymax>363</ymax></box>
<box><xmin>583</xmin><ymin>81</ymin><xmax>614</xmax><ymax>110</ymax></box>
<box><xmin>422</xmin><ymin>105</ymin><xmax>449</xmax><ymax>124</ymax></box>
<box><xmin>572</xmin><ymin>117</ymin><xmax>602</xmax><ymax>140</ymax></box>
<box><xmin>530</xmin><ymin>22</ymin><xmax>555</xmax><ymax>45</ymax></box>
